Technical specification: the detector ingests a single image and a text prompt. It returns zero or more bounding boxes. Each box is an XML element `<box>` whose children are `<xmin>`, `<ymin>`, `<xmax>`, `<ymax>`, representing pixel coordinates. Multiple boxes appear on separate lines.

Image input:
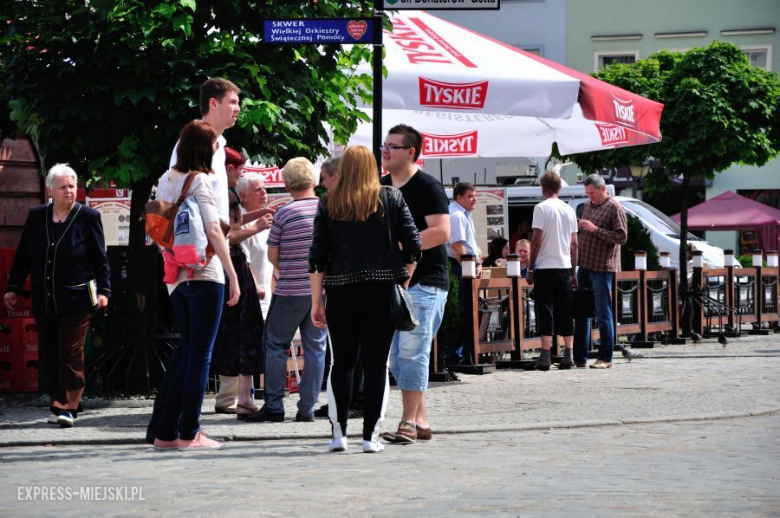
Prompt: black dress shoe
<box><xmin>557</xmin><ymin>360</ymin><xmax>574</xmax><ymax>370</ymax></box>
<box><xmin>245</xmin><ymin>407</ymin><xmax>285</xmax><ymax>423</ymax></box>
<box><xmin>523</xmin><ymin>361</ymin><xmax>550</xmax><ymax>371</ymax></box>
<box><xmin>314</xmin><ymin>405</ymin><xmax>329</xmax><ymax>418</ymax></box>
<box><xmin>295</xmin><ymin>411</ymin><xmax>315</xmax><ymax>422</ymax></box>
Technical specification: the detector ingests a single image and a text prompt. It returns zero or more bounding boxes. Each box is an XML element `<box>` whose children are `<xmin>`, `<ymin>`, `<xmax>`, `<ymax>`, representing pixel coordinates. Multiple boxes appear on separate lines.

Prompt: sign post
<box><xmin>262</xmin><ymin>18</ymin><xmax>373</xmax><ymax>44</ymax></box>
<box><xmin>263</xmin><ymin>14</ymin><xmax>381</xmax><ymax>171</ymax></box>
<box><xmin>373</xmin><ymin>0</ymin><xmax>383</xmax><ymax>172</ymax></box>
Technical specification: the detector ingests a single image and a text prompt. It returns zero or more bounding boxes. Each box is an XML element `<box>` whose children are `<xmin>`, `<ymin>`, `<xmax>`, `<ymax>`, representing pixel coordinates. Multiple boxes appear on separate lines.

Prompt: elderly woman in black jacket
<box><xmin>4</xmin><ymin>164</ymin><xmax>110</xmax><ymax>428</ymax></box>
<box><xmin>310</xmin><ymin>145</ymin><xmax>421</xmax><ymax>454</ymax></box>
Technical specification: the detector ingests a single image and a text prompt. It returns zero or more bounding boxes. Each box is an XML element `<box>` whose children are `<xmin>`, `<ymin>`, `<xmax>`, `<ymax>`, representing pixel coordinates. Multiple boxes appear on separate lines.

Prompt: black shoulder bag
<box><xmin>382</xmin><ymin>188</ymin><xmax>420</xmax><ymax>331</ymax></box>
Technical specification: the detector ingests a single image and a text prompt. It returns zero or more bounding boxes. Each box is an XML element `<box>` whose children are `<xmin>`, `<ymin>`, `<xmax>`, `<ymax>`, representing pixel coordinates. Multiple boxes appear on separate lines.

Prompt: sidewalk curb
<box><xmin>3</xmin><ymin>407</ymin><xmax>777</xmax><ymax>449</ymax></box>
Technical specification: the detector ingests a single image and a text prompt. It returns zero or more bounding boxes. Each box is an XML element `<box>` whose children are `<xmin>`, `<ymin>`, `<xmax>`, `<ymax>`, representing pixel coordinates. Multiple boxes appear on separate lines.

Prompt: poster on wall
<box><xmin>472</xmin><ymin>188</ymin><xmax>507</xmax><ymax>260</ymax></box>
<box><xmin>86</xmin><ymin>188</ymin><xmax>131</xmax><ymax>247</ymax></box>
<box><xmin>266</xmin><ymin>193</ymin><xmax>295</xmax><ymax>212</ymax></box>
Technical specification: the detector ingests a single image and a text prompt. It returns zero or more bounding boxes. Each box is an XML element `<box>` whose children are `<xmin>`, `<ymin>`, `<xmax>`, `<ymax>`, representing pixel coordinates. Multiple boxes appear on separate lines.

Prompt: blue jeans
<box><xmin>574</xmin><ymin>268</ymin><xmax>615</xmax><ymax>363</ymax></box>
<box><xmin>157</xmin><ymin>281</ymin><xmax>224</xmax><ymax>441</ymax></box>
<box><xmin>389</xmin><ymin>283</ymin><xmax>448</xmax><ymax>392</ymax></box>
<box><xmin>263</xmin><ymin>294</ymin><xmax>327</xmax><ymax>416</ymax></box>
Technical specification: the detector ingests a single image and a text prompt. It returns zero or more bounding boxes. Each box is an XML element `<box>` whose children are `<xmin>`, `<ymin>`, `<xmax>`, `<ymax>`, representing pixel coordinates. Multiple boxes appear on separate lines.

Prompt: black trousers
<box><xmin>533</xmin><ymin>268</ymin><xmax>574</xmax><ymax>337</ymax></box>
<box><xmin>325</xmin><ymin>282</ymin><xmax>395</xmax><ymax>441</ymax></box>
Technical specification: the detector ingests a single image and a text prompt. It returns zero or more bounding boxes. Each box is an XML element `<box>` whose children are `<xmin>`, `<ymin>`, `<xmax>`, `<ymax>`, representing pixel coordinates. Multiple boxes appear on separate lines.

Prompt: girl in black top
<box><xmin>482</xmin><ymin>238</ymin><xmax>509</xmax><ymax>267</ymax></box>
<box><xmin>309</xmin><ymin>145</ymin><xmax>420</xmax><ymax>453</ymax></box>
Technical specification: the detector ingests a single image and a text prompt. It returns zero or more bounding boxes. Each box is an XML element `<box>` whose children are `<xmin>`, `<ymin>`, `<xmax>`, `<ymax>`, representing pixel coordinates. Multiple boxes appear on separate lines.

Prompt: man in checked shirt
<box><xmin>574</xmin><ymin>174</ymin><xmax>628</xmax><ymax>369</ymax></box>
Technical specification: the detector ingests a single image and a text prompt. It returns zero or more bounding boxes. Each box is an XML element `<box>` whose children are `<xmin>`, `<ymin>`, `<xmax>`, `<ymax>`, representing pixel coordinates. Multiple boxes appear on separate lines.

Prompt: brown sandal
<box><xmin>236</xmin><ymin>403</ymin><xmax>261</xmax><ymax>421</ymax></box>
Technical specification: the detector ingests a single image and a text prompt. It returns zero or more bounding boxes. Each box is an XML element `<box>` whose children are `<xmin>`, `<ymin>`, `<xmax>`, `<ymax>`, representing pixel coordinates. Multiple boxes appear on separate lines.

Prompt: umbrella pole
<box><xmin>373</xmin><ymin>0</ymin><xmax>384</xmax><ymax>175</ymax></box>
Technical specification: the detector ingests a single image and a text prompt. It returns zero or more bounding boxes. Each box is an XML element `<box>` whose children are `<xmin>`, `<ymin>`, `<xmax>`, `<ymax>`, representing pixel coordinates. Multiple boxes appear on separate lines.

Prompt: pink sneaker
<box><xmin>177</xmin><ymin>432</ymin><xmax>224</xmax><ymax>451</ymax></box>
<box><xmin>153</xmin><ymin>438</ymin><xmax>179</xmax><ymax>451</ymax></box>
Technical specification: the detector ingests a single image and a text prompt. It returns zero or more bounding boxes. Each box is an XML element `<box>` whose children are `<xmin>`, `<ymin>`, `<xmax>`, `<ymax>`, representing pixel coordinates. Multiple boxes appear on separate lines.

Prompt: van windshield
<box><xmin>621</xmin><ymin>199</ymin><xmax>702</xmax><ymax>241</ymax></box>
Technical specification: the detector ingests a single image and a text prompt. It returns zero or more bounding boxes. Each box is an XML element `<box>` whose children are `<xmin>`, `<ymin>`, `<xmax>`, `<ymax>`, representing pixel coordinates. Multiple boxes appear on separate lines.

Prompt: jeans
<box><xmin>156</xmin><ymin>281</ymin><xmax>224</xmax><ymax>441</ymax></box>
<box><xmin>574</xmin><ymin>268</ymin><xmax>615</xmax><ymax>363</ymax></box>
<box><xmin>263</xmin><ymin>294</ymin><xmax>327</xmax><ymax>417</ymax></box>
<box><xmin>389</xmin><ymin>283</ymin><xmax>448</xmax><ymax>392</ymax></box>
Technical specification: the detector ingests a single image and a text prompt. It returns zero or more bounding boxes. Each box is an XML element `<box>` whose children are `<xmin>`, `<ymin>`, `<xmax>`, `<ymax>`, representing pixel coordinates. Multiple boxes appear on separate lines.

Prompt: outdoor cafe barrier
<box><xmin>444</xmin><ymin>250</ymin><xmax>779</xmax><ymax>370</ymax></box>
<box><xmin>691</xmin><ymin>249</ymin><xmax>779</xmax><ymax>336</ymax></box>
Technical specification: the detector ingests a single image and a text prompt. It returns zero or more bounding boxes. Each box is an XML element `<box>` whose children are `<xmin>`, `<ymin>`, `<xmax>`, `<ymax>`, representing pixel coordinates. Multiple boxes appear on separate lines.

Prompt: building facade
<box><xmin>565</xmin><ymin>0</ymin><xmax>780</xmax><ymax>252</ymax></box>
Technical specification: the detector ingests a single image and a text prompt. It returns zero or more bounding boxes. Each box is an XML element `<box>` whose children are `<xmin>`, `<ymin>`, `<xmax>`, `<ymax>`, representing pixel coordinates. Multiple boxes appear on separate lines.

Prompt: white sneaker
<box><xmin>57</xmin><ymin>412</ymin><xmax>74</xmax><ymax>428</ymax></box>
<box><xmin>328</xmin><ymin>437</ymin><xmax>348</xmax><ymax>452</ymax></box>
<box><xmin>363</xmin><ymin>440</ymin><xmax>385</xmax><ymax>453</ymax></box>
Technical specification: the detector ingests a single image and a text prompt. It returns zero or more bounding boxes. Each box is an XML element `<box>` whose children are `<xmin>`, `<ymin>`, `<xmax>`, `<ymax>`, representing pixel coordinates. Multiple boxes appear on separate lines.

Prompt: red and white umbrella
<box><xmin>344</xmin><ymin>10</ymin><xmax>663</xmax><ymax>157</ymax></box>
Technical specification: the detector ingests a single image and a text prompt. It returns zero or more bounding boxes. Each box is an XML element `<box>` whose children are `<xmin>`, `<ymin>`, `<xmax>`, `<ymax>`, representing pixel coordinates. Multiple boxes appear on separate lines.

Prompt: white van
<box><xmin>452</xmin><ymin>184</ymin><xmax>727</xmax><ymax>269</ymax></box>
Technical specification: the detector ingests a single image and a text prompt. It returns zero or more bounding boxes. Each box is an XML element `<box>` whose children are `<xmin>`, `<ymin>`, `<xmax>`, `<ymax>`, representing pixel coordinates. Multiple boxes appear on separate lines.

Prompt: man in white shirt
<box><xmin>445</xmin><ymin>181</ymin><xmax>481</xmax><ymax>365</ymax></box>
<box><xmin>169</xmin><ymin>78</ymin><xmax>241</xmax><ymax>224</ymax></box>
<box><xmin>169</xmin><ymin>78</ymin><xmax>243</xmax><ymax>414</ymax></box>
<box><xmin>525</xmin><ymin>171</ymin><xmax>578</xmax><ymax>371</ymax></box>
<box><xmin>146</xmin><ymin>78</ymin><xmax>244</xmax><ymax>443</ymax></box>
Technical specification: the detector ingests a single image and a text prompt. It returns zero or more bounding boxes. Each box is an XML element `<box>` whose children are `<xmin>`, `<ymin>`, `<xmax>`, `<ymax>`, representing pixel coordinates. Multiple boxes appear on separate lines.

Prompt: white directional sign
<box><xmin>384</xmin><ymin>0</ymin><xmax>500</xmax><ymax>10</ymax></box>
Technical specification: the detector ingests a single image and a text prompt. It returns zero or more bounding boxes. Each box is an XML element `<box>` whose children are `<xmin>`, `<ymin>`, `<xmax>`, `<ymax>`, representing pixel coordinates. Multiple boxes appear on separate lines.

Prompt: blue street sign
<box><xmin>263</xmin><ymin>19</ymin><xmax>373</xmax><ymax>45</ymax></box>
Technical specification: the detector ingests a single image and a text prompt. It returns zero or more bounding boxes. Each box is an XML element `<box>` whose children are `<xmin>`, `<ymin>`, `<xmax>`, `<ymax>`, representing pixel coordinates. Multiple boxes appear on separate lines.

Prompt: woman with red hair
<box><xmin>213</xmin><ymin>147</ymin><xmax>273</xmax><ymax>421</ymax></box>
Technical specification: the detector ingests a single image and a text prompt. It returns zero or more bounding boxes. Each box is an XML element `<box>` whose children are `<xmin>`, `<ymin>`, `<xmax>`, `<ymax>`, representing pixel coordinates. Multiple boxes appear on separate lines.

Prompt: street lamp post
<box><xmin>629</xmin><ymin>161</ymin><xmax>651</xmax><ymax>200</ymax></box>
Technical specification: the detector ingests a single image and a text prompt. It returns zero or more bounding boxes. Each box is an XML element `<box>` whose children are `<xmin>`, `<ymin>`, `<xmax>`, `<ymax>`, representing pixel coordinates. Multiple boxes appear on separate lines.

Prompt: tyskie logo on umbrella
<box><xmin>594</xmin><ymin>123</ymin><xmax>628</xmax><ymax>146</ymax></box>
<box><xmin>611</xmin><ymin>94</ymin><xmax>635</xmax><ymax>128</ymax></box>
<box><xmin>419</xmin><ymin>77</ymin><xmax>488</xmax><ymax>110</ymax></box>
<box><xmin>421</xmin><ymin>131</ymin><xmax>478</xmax><ymax>157</ymax></box>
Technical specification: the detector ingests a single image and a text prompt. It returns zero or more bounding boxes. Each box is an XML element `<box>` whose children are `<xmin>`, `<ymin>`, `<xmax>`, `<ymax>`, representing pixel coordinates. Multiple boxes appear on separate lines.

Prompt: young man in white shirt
<box><xmin>525</xmin><ymin>171</ymin><xmax>578</xmax><ymax>371</ymax></box>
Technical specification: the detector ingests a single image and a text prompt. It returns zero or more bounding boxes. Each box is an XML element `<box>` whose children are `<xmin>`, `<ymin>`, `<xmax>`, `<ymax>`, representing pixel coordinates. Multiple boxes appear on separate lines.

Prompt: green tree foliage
<box><xmin>1</xmin><ymin>0</ymin><xmax>373</xmax><ymax>189</ymax></box>
<box><xmin>567</xmin><ymin>41</ymin><xmax>780</xmax><ymax>330</ymax></box>
<box><xmin>621</xmin><ymin>213</ymin><xmax>660</xmax><ymax>271</ymax></box>
<box><xmin>0</xmin><ymin>0</ymin><xmax>376</xmax><ymax>390</ymax></box>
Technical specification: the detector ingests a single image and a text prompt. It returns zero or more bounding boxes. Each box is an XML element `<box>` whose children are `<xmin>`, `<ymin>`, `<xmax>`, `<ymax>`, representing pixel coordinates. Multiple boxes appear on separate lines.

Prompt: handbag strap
<box><xmin>176</xmin><ymin>171</ymin><xmax>201</xmax><ymax>206</ymax></box>
<box><xmin>381</xmin><ymin>187</ymin><xmax>394</xmax><ymax>252</ymax></box>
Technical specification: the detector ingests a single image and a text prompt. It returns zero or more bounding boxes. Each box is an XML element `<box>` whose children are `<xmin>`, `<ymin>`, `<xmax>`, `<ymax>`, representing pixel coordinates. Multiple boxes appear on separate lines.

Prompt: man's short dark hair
<box><xmin>453</xmin><ymin>182</ymin><xmax>476</xmax><ymax>199</ymax></box>
<box><xmin>388</xmin><ymin>124</ymin><xmax>423</xmax><ymax>162</ymax></box>
<box><xmin>540</xmin><ymin>171</ymin><xmax>562</xmax><ymax>195</ymax></box>
<box><xmin>199</xmin><ymin>78</ymin><xmax>240</xmax><ymax>116</ymax></box>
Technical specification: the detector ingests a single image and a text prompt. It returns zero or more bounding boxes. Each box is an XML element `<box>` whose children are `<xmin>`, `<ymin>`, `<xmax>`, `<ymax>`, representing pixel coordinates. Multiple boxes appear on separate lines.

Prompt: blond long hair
<box><xmin>327</xmin><ymin>145</ymin><xmax>380</xmax><ymax>222</ymax></box>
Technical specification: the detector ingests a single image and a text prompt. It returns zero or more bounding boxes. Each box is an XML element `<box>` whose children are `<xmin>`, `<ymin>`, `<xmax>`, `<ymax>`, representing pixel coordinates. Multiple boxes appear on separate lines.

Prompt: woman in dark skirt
<box><xmin>212</xmin><ymin>147</ymin><xmax>274</xmax><ymax>420</ymax></box>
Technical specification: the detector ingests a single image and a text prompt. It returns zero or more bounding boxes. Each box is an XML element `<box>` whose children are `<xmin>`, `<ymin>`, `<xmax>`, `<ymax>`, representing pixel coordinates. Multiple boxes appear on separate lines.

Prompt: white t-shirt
<box><xmin>240</xmin><ymin>208</ymin><xmax>273</xmax><ymax>319</ymax></box>
<box><xmin>531</xmin><ymin>197</ymin><xmax>577</xmax><ymax>269</ymax></box>
<box><xmin>170</xmin><ymin>133</ymin><xmax>229</xmax><ymax>223</ymax></box>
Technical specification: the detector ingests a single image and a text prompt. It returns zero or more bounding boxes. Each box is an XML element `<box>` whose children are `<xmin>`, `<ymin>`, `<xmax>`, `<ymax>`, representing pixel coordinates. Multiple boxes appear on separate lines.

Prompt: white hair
<box><xmin>46</xmin><ymin>163</ymin><xmax>78</xmax><ymax>189</ymax></box>
<box><xmin>236</xmin><ymin>172</ymin><xmax>265</xmax><ymax>197</ymax></box>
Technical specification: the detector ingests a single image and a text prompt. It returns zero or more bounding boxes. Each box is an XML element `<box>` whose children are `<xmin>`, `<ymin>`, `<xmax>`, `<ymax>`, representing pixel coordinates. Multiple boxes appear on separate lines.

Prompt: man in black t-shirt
<box><xmin>380</xmin><ymin>124</ymin><xmax>451</xmax><ymax>445</ymax></box>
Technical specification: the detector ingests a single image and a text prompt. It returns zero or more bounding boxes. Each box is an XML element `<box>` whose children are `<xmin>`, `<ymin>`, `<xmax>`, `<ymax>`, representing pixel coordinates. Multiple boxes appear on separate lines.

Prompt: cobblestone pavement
<box><xmin>1</xmin><ymin>333</ymin><xmax>779</xmax><ymax>515</ymax></box>
<box><xmin>1</xmin><ymin>414</ymin><xmax>779</xmax><ymax>516</ymax></box>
